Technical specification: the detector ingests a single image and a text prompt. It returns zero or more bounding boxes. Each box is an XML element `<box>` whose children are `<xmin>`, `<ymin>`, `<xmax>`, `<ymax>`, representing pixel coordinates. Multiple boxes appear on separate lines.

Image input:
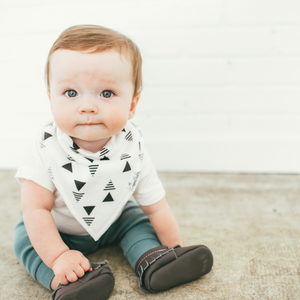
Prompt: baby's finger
<box><xmin>74</xmin><ymin>265</ymin><xmax>85</xmax><ymax>278</ymax></box>
<box><xmin>80</xmin><ymin>259</ymin><xmax>91</xmax><ymax>272</ymax></box>
<box><xmin>66</xmin><ymin>271</ymin><xmax>78</xmax><ymax>283</ymax></box>
<box><xmin>57</xmin><ymin>275</ymin><xmax>69</xmax><ymax>286</ymax></box>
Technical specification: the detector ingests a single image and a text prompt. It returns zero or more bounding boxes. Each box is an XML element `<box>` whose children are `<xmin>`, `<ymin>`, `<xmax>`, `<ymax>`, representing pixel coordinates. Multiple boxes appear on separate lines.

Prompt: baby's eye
<box><xmin>101</xmin><ymin>90</ymin><xmax>114</xmax><ymax>98</ymax></box>
<box><xmin>64</xmin><ymin>90</ymin><xmax>77</xmax><ymax>97</ymax></box>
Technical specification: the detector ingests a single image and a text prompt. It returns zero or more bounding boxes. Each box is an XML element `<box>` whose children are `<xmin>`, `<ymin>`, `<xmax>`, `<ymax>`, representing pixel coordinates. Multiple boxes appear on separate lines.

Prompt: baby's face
<box><xmin>48</xmin><ymin>49</ymin><xmax>138</xmax><ymax>152</ymax></box>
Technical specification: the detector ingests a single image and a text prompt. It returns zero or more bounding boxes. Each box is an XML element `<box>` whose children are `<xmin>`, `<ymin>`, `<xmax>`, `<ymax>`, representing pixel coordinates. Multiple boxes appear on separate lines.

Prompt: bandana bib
<box><xmin>38</xmin><ymin>120</ymin><xmax>144</xmax><ymax>241</ymax></box>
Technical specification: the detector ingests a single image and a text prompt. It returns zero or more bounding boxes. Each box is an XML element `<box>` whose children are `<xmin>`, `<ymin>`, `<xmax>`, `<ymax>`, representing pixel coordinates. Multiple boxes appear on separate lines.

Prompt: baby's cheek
<box><xmin>108</xmin><ymin>111</ymin><xmax>128</xmax><ymax>132</ymax></box>
<box><xmin>53</xmin><ymin>112</ymin><xmax>72</xmax><ymax>134</ymax></box>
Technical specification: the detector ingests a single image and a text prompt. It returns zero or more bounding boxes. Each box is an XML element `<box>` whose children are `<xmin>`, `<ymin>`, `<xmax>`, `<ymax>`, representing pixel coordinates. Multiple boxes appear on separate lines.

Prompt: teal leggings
<box><xmin>13</xmin><ymin>201</ymin><xmax>161</xmax><ymax>290</ymax></box>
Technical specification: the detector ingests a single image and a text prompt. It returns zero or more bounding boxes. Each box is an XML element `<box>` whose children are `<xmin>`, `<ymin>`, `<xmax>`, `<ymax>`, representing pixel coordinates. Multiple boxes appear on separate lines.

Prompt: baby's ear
<box><xmin>128</xmin><ymin>95</ymin><xmax>140</xmax><ymax>120</ymax></box>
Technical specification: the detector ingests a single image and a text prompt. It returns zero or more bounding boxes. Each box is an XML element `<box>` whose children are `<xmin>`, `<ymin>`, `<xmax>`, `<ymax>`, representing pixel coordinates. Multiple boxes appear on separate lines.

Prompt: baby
<box><xmin>13</xmin><ymin>25</ymin><xmax>213</xmax><ymax>300</ymax></box>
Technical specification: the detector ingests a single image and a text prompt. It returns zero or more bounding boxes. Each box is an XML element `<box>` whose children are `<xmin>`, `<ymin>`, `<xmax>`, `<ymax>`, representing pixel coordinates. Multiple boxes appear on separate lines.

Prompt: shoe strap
<box><xmin>51</xmin><ymin>284</ymin><xmax>64</xmax><ymax>300</ymax></box>
<box><xmin>91</xmin><ymin>260</ymin><xmax>109</xmax><ymax>270</ymax></box>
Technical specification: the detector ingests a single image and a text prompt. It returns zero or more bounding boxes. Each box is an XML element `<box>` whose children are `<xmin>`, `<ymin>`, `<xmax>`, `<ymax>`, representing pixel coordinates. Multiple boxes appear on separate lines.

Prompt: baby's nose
<box><xmin>79</xmin><ymin>99</ymin><xmax>98</xmax><ymax>114</ymax></box>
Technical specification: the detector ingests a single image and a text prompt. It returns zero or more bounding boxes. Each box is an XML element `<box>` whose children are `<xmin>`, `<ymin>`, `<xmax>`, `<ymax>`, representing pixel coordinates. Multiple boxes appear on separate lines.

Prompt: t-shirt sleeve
<box><xmin>15</xmin><ymin>138</ymin><xmax>55</xmax><ymax>193</ymax></box>
<box><xmin>133</xmin><ymin>147</ymin><xmax>166</xmax><ymax>206</ymax></box>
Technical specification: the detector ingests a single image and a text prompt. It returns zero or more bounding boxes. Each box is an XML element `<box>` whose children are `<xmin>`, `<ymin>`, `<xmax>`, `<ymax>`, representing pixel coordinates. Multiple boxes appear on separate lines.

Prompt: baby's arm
<box><xmin>21</xmin><ymin>179</ymin><xmax>91</xmax><ymax>287</ymax></box>
<box><xmin>140</xmin><ymin>197</ymin><xmax>183</xmax><ymax>248</ymax></box>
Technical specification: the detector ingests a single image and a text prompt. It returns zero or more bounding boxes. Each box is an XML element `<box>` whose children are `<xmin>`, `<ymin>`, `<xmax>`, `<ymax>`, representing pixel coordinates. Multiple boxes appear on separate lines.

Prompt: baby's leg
<box><xmin>13</xmin><ymin>213</ymin><xmax>55</xmax><ymax>290</ymax></box>
<box><xmin>100</xmin><ymin>201</ymin><xmax>161</xmax><ymax>268</ymax></box>
<box><xmin>112</xmin><ymin>201</ymin><xmax>213</xmax><ymax>293</ymax></box>
<box><xmin>119</xmin><ymin>202</ymin><xmax>161</xmax><ymax>268</ymax></box>
<box><xmin>13</xmin><ymin>213</ymin><xmax>114</xmax><ymax>300</ymax></box>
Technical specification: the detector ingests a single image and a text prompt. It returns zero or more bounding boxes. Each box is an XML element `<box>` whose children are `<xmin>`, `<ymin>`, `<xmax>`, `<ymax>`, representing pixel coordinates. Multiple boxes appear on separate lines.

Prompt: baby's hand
<box><xmin>51</xmin><ymin>250</ymin><xmax>92</xmax><ymax>285</ymax></box>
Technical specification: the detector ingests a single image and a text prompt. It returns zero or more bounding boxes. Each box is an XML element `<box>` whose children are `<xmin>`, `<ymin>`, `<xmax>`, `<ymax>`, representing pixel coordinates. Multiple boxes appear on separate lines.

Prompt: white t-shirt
<box><xmin>16</xmin><ymin>120</ymin><xmax>165</xmax><ymax>240</ymax></box>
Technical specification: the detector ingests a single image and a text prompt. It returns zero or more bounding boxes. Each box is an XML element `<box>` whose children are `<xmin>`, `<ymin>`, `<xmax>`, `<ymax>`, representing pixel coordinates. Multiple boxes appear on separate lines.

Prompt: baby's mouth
<box><xmin>83</xmin><ymin>122</ymin><xmax>100</xmax><ymax>126</ymax></box>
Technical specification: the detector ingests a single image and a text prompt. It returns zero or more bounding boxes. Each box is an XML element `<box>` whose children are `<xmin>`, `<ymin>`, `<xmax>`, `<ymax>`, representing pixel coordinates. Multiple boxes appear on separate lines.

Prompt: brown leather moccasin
<box><xmin>51</xmin><ymin>260</ymin><xmax>114</xmax><ymax>300</ymax></box>
<box><xmin>135</xmin><ymin>244</ymin><xmax>213</xmax><ymax>293</ymax></box>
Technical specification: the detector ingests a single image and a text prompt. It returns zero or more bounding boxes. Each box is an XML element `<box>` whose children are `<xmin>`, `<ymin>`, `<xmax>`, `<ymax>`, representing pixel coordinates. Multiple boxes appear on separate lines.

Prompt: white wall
<box><xmin>1</xmin><ymin>0</ymin><xmax>300</xmax><ymax>172</ymax></box>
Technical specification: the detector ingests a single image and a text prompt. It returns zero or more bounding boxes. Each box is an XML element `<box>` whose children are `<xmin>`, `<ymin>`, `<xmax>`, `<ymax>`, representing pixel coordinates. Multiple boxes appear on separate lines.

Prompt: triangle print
<box><xmin>104</xmin><ymin>180</ymin><xmax>116</xmax><ymax>191</ymax></box>
<box><xmin>62</xmin><ymin>163</ymin><xmax>73</xmax><ymax>173</ymax></box>
<box><xmin>74</xmin><ymin>180</ymin><xmax>86</xmax><ymax>191</ymax></box>
<box><xmin>123</xmin><ymin>161</ymin><xmax>131</xmax><ymax>173</ymax></box>
<box><xmin>103</xmin><ymin>192</ymin><xmax>114</xmax><ymax>202</ymax></box>
<box><xmin>120</xmin><ymin>154</ymin><xmax>131</xmax><ymax>160</ymax></box>
<box><xmin>83</xmin><ymin>217</ymin><xmax>95</xmax><ymax>227</ymax></box>
<box><xmin>84</xmin><ymin>206</ymin><xmax>95</xmax><ymax>216</ymax></box>
<box><xmin>125</xmin><ymin>131</ymin><xmax>133</xmax><ymax>141</ymax></box>
<box><xmin>85</xmin><ymin>157</ymin><xmax>94</xmax><ymax>163</ymax></box>
<box><xmin>100</xmin><ymin>156</ymin><xmax>109</xmax><ymax>161</ymax></box>
<box><xmin>72</xmin><ymin>191</ymin><xmax>84</xmax><ymax>202</ymax></box>
<box><xmin>99</xmin><ymin>148</ymin><xmax>109</xmax><ymax>157</ymax></box>
<box><xmin>70</xmin><ymin>142</ymin><xmax>80</xmax><ymax>154</ymax></box>
<box><xmin>122</xmin><ymin>128</ymin><xmax>126</xmax><ymax>132</ymax></box>
<box><xmin>72</xmin><ymin>142</ymin><xmax>80</xmax><ymax>150</ymax></box>
<box><xmin>67</xmin><ymin>155</ymin><xmax>76</xmax><ymax>162</ymax></box>
<box><xmin>44</xmin><ymin>132</ymin><xmax>52</xmax><ymax>140</ymax></box>
<box><xmin>88</xmin><ymin>165</ymin><xmax>98</xmax><ymax>176</ymax></box>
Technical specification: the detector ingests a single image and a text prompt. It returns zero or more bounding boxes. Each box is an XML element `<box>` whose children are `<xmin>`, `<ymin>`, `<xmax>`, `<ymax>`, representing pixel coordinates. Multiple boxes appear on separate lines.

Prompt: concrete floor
<box><xmin>1</xmin><ymin>170</ymin><xmax>300</xmax><ymax>300</ymax></box>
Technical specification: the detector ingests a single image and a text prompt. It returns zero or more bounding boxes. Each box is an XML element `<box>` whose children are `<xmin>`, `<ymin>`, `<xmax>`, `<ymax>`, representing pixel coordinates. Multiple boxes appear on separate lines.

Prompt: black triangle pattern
<box><xmin>74</xmin><ymin>180</ymin><xmax>86</xmax><ymax>191</ymax></box>
<box><xmin>125</xmin><ymin>131</ymin><xmax>133</xmax><ymax>141</ymax></box>
<box><xmin>100</xmin><ymin>156</ymin><xmax>110</xmax><ymax>161</ymax></box>
<box><xmin>70</xmin><ymin>142</ymin><xmax>80</xmax><ymax>154</ymax></box>
<box><xmin>120</xmin><ymin>154</ymin><xmax>131</xmax><ymax>160</ymax></box>
<box><xmin>88</xmin><ymin>165</ymin><xmax>98</xmax><ymax>176</ymax></box>
<box><xmin>83</xmin><ymin>217</ymin><xmax>95</xmax><ymax>226</ymax></box>
<box><xmin>123</xmin><ymin>161</ymin><xmax>131</xmax><ymax>173</ymax></box>
<box><xmin>103</xmin><ymin>193</ymin><xmax>114</xmax><ymax>202</ymax></box>
<box><xmin>72</xmin><ymin>142</ymin><xmax>80</xmax><ymax>150</ymax></box>
<box><xmin>84</xmin><ymin>206</ymin><xmax>95</xmax><ymax>215</ymax></box>
<box><xmin>42</xmin><ymin>122</ymin><xmax>144</xmax><ymax>230</ymax></box>
<box><xmin>67</xmin><ymin>155</ymin><xmax>76</xmax><ymax>162</ymax></box>
<box><xmin>62</xmin><ymin>163</ymin><xmax>73</xmax><ymax>173</ymax></box>
<box><xmin>72</xmin><ymin>191</ymin><xmax>84</xmax><ymax>202</ymax></box>
<box><xmin>44</xmin><ymin>132</ymin><xmax>52</xmax><ymax>140</ymax></box>
<box><xmin>71</xmin><ymin>148</ymin><xmax>79</xmax><ymax>154</ymax></box>
<box><xmin>99</xmin><ymin>148</ymin><xmax>109</xmax><ymax>157</ymax></box>
<box><xmin>85</xmin><ymin>157</ymin><xmax>94</xmax><ymax>163</ymax></box>
<box><xmin>104</xmin><ymin>180</ymin><xmax>116</xmax><ymax>191</ymax></box>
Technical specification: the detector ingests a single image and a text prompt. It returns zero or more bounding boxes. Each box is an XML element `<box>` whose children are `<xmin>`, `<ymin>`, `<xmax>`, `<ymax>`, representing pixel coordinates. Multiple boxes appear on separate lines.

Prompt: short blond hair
<box><xmin>45</xmin><ymin>25</ymin><xmax>142</xmax><ymax>97</ymax></box>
